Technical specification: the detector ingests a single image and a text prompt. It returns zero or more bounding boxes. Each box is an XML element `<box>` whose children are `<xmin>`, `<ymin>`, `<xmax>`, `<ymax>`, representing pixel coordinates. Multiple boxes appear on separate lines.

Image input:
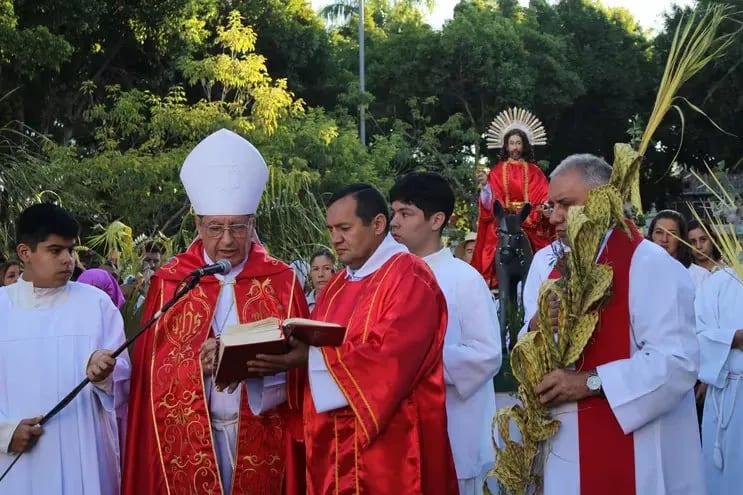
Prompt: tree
<box><xmin>545</xmin><ymin>0</ymin><xmax>656</xmax><ymax>161</ymax></box>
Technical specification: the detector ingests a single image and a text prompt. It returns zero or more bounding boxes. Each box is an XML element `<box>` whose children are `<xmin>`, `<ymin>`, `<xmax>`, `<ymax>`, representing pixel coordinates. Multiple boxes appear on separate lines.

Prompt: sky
<box><xmin>311</xmin><ymin>0</ymin><xmax>695</xmax><ymax>32</ymax></box>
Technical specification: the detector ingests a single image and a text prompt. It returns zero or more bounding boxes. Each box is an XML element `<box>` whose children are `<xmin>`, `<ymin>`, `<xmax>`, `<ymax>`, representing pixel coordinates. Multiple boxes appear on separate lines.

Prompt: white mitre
<box><xmin>180</xmin><ymin>128</ymin><xmax>269</xmax><ymax>215</ymax></box>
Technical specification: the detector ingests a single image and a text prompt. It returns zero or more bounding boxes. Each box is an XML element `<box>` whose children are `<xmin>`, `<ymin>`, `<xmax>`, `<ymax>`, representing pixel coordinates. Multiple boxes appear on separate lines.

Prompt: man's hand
<box><xmin>86</xmin><ymin>350</ymin><xmax>116</xmax><ymax>383</ymax></box>
<box><xmin>246</xmin><ymin>337</ymin><xmax>309</xmax><ymax>377</ymax></box>
<box><xmin>9</xmin><ymin>417</ymin><xmax>43</xmax><ymax>454</ymax></box>
<box><xmin>535</xmin><ymin>369</ymin><xmax>594</xmax><ymax>408</ymax></box>
<box><xmin>200</xmin><ymin>338</ymin><xmax>218</xmax><ymax>376</ymax></box>
<box><xmin>476</xmin><ymin>169</ymin><xmax>489</xmax><ymax>187</ymax></box>
<box><xmin>202</xmin><ymin>339</ymin><xmax>242</xmax><ymax>393</ymax></box>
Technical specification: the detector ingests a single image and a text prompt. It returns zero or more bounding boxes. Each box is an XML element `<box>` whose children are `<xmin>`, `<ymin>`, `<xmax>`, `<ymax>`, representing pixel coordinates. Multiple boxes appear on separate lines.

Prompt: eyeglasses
<box><xmin>204</xmin><ymin>223</ymin><xmax>251</xmax><ymax>239</ymax></box>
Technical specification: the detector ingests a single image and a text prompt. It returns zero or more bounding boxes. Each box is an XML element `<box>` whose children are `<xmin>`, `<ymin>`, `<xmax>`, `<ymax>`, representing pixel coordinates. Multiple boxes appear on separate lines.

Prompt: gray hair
<box><xmin>550</xmin><ymin>154</ymin><xmax>612</xmax><ymax>188</ymax></box>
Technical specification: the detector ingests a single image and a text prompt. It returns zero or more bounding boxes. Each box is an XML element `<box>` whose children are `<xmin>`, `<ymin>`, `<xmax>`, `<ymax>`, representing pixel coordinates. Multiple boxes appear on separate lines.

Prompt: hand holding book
<box><xmin>245</xmin><ymin>336</ymin><xmax>308</xmax><ymax>377</ymax></box>
<box><xmin>211</xmin><ymin>317</ymin><xmax>345</xmax><ymax>385</ymax></box>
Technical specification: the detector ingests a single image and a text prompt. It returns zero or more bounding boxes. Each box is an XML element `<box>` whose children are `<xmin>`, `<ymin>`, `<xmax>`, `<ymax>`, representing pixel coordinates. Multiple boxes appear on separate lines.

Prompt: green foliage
<box><xmin>0</xmin><ymin>1</ymin><xmax>71</xmax><ymax>77</ymax></box>
<box><xmin>0</xmin><ymin>0</ymin><xmax>739</xmax><ymax>262</ymax></box>
<box><xmin>257</xmin><ymin>168</ymin><xmax>330</xmax><ymax>263</ymax></box>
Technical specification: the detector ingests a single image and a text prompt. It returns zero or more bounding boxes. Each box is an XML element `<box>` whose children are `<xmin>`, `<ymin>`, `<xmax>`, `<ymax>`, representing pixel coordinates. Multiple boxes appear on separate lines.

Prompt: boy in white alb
<box><xmin>389</xmin><ymin>172</ymin><xmax>502</xmax><ymax>494</ymax></box>
<box><xmin>0</xmin><ymin>203</ymin><xmax>129</xmax><ymax>494</ymax></box>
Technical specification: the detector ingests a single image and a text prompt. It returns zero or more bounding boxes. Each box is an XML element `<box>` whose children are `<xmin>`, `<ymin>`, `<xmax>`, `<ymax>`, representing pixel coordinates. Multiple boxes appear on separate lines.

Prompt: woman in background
<box><xmin>688</xmin><ymin>219</ymin><xmax>722</xmax><ymax>275</ymax></box>
<box><xmin>77</xmin><ymin>268</ymin><xmax>126</xmax><ymax>309</ymax></box>
<box><xmin>0</xmin><ymin>260</ymin><xmax>22</xmax><ymax>286</ymax></box>
<box><xmin>647</xmin><ymin>209</ymin><xmax>707</xmax><ymax>286</ymax></box>
<box><xmin>306</xmin><ymin>249</ymin><xmax>336</xmax><ymax>312</ymax></box>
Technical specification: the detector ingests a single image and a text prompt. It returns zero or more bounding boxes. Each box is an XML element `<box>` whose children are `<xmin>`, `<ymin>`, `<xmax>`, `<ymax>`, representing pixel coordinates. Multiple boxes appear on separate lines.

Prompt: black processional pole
<box><xmin>0</xmin><ymin>274</ymin><xmax>204</xmax><ymax>484</ymax></box>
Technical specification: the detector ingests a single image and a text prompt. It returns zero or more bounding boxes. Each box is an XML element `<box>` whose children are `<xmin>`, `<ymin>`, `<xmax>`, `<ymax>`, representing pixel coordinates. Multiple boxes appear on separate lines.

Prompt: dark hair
<box><xmin>687</xmin><ymin>219</ymin><xmax>722</xmax><ymax>262</ymax></box>
<box><xmin>15</xmin><ymin>203</ymin><xmax>79</xmax><ymax>250</ymax></box>
<box><xmin>143</xmin><ymin>241</ymin><xmax>164</xmax><ymax>254</ymax></box>
<box><xmin>646</xmin><ymin>209</ymin><xmax>692</xmax><ymax>267</ymax></box>
<box><xmin>0</xmin><ymin>260</ymin><xmax>22</xmax><ymax>286</ymax></box>
<box><xmin>78</xmin><ymin>248</ymin><xmax>103</xmax><ymax>268</ymax></box>
<box><xmin>310</xmin><ymin>248</ymin><xmax>335</xmax><ymax>266</ymax></box>
<box><xmin>499</xmin><ymin>129</ymin><xmax>535</xmax><ymax>163</ymax></box>
<box><xmin>389</xmin><ymin>172</ymin><xmax>455</xmax><ymax>234</ymax></box>
<box><xmin>327</xmin><ymin>183</ymin><xmax>389</xmax><ymax>230</ymax></box>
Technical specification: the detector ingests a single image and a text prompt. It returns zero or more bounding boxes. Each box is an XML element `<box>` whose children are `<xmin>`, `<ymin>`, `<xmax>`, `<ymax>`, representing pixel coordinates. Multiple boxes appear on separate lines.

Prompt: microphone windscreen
<box><xmin>216</xmin><ymin>259</ymin><xmax>232</xmax><ymax>274</ymax></box>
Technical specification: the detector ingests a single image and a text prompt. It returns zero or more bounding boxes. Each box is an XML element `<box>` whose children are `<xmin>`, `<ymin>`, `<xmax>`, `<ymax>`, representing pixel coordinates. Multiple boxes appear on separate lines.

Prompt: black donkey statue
<box><xmin>492</xmin><ymin>199</ymin><xmax>534</xmax><ymax>390</ymax></box>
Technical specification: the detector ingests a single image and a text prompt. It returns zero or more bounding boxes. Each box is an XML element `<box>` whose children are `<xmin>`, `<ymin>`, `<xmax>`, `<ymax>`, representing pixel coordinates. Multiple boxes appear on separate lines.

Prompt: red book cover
<box><xmin>213</xmin><ymin>338</ymin><xmax>288</xmax><ymax>384</ymax></box>
<box><xmin>284</xmin><ymin>322</ymin><xmax>345</xmax><ymax>346</ymax></box>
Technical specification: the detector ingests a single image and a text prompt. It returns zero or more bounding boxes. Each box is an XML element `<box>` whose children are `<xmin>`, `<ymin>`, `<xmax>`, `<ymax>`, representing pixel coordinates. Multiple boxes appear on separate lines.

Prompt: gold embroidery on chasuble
<box><xmin>152</xmin><ymin>285</ymin><xmax>222</xmax><ymax>494</ymax></box>
<box><xmin>231</xmin><ymin>276</ymin><xmax>289</xmax><ymax>494</ymax></box>
<box><xmin>239</xmin><ymin>278</ymin><xmax>286</xmax><ymax>323</ymax></box>
<box><xmin>233</xmin><ymin>410</ymin><xmax>285</xmax><ymax>493</ymax></box>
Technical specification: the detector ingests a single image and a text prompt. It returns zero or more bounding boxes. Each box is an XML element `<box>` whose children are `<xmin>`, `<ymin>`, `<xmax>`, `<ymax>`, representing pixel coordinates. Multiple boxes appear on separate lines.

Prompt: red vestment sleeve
<box><xmin>285</xmin><ymin>274</ymin><xmax>309</xmax><ymax>412</ymax></box>
<box><xmin>320</xmin><ymin>264</ymin><xmax>447</xmax><ymax>447</ymax></box>
<box><xmin>283</xmin><ymin>274</ymin><xmax>309</xmax><ymax>495</ymax></box>
<box><xmin>523</xmin><ymin>164</ymin><xmax>550</xmax><ymax>226</ymax></box>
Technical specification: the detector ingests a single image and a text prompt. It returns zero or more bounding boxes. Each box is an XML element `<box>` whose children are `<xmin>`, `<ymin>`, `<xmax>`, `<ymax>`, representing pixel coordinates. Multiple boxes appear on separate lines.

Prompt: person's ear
<box><xmin>430</xmin><ymin>212</ymin><xmax>446</xmax><ymax>232</ymax></box>
<box><xmin>16</xmin><ymin>243</ymin><xmax>32</xmax><ymax>264</ymax></box>
<box><xmin>373</xmin><ymin>214</ymin><xmax>388</xmax><ymax>236</ymax></box>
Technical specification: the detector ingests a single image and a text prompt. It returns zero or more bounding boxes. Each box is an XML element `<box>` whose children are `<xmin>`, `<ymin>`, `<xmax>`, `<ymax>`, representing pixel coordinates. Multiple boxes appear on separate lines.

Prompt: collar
<box><xmin>422</xmin><ymin>246</ymin><xmax>452</xmax><ymax>269</ymax></box>
<box><xmin>203</xmin><ymin>250</ymin><xmax>248</xmax><ymax>283</ymax></box>
<box><xmin>16</xmin><ymin>274</ymin><xmax>68</xmax><ymax>297</ymax></box>
<box><xmin>8</xmin><ymin>275</ymin><xmax>70</xmax><ymax>309</ymax></box>
<box><xmin>346</xmin><ymin>234</ymin><xmax>408</xmax><ymax>281</ymax></box>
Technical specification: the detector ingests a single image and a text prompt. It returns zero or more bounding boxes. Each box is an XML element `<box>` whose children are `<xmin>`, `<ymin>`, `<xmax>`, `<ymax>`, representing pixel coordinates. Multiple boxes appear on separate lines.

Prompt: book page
<box><xmin>221</xmin><ymin>319</ymin><xmax>284</xmax><ymax>347</ymax></box>
<box><xmin>283</xmin><ymin>317</ymin><xmax>343</xmax><ymax>328</ymax></box>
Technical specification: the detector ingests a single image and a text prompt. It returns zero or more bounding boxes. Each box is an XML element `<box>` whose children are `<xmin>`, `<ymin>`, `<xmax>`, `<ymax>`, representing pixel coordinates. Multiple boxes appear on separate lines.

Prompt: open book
<box><xmin>213</xmin><ymin>317</ymin><xmax>346</xmax><ymax>384</ymax></box>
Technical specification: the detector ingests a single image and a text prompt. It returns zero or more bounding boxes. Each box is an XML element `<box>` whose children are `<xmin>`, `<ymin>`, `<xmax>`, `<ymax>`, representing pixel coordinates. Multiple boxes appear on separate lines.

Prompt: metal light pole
<box><xmin>358</xmin><ymin>0</ymin><xmax>366</xmax><ymax>145</ymax></box>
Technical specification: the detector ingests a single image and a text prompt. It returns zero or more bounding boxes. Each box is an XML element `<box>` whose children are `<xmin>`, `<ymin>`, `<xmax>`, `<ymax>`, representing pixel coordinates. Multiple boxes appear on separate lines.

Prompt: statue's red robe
<box><xmin>471</xmin><ymin>159</ymin><xmax>553</xmax><ymax>288</ymax></box>
<box><xmin>122</xmin><ymin>240</ymin><xmax>308</xmax><ymax>495</ymax></box>
<box><xmin>298</xmin><ymin>252</ymin><xmax>459</xmax><ymax>494</ymax></box>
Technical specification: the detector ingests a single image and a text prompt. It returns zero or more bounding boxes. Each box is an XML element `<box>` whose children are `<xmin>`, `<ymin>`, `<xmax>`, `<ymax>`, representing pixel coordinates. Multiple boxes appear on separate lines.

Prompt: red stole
<box><xmin>549</xmin><ymin>225</ymin><xmax>641</xmax><ymax>494</ymax></box>
<box><xmin>122</xmin><ymin>240</ymin><xmax>308</xmax><ymax>495</ymax></box>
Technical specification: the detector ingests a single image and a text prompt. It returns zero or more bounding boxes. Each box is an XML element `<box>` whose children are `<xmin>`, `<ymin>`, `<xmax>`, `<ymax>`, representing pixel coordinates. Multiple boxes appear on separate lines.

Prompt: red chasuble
<box><xmin>301</xmin><ymin>253</ymin><xmax>459</xmax><ymax>494</ymax></box>
<box><xmin>548</xmin><ymin>224</ymin><xmax>641</xmax><ymax>494</ymax></box>
<box><xmin>122</xmin><ymin>240</ymin><xmax>308</xmax><ymax>495</ymax></box>
<box><xmin>472</xmin><ymin>159</ymin><xmax>553</xmax><ymax>288</ymax></box>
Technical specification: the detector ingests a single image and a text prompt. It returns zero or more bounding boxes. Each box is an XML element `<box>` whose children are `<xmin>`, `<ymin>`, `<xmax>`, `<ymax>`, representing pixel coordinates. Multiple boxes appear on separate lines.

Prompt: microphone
<box><xmin>190</xmin><ymin>259</ymin><xmax>232</xmax><ymax>277</ymax></box>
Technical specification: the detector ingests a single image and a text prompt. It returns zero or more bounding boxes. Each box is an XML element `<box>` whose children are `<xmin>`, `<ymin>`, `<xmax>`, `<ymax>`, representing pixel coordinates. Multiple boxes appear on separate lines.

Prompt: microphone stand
<box><xmin>0</xmin><ymin>274</ymin><xmax>204</xmax><ymax>484</ymax></box>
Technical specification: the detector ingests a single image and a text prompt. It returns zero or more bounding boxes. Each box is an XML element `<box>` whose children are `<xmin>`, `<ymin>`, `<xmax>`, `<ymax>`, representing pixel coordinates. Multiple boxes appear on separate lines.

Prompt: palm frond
<box><xmin>257</xmin><ymin>167</ymin><xmax>330</xmax><ymax>264</ymax></box>
<box><xmin>629</xmin><ymin>4</ymin><xmax>741</xmax><ymax>213</ymax></box>
<box><xmin>687</xmin><ymin>163</ymin><xmax>743</xmax><ymax>281</ymax></box>
<box><xmin>319</xmin><ymin>1</ymin><xmax>358</xmax><ymax>24</ymax></box>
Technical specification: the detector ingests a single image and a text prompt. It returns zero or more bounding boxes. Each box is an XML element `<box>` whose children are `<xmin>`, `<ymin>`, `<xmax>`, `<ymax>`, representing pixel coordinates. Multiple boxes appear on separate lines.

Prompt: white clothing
<box><xmin>480</xmin><ymin>184</ymin><xmax>493</xmax><ymax>211</ymax></box>
<box><xmin>520</xmin><ymin>236</ymin><xmax>703</xmax><ymax>494</ymax></box>
<box><xmin>0</xmin><ymin>278</ymin><xmax>130</xmax><ymax>494</ymax></box>
<box><xmin>306</xmin><ymin>289</ymin><xmax>317</xmax><ymax>312</ymax></box>
<box><xmin>423</xmin><ymin>247</ymin><xmax>502</xmax><ymax>480</ymax></box>
<box><xmin>695</xmin><ymin>267</ymin><xmax>743</xmax><ymax>494</ymax></box>
<box><xmin>688</xmin><ymin>262</ymin><xmax>712</xmax><ymax>290</ymax></box>
<box><xmin>308</xmin><ymin>235</ymin><xmax>408</xmax><ymax>412</ymax></box>
<box><xmin>520</xmin><ymin>240</ymin><xmax>565</xmax><ymax>336</ymax></box>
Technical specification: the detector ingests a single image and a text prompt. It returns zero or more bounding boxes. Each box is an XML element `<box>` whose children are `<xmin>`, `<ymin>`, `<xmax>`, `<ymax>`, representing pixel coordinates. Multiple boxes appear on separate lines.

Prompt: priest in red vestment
<box><xmin>472</xmin><ymin>108</ymin><xmax>554</xmax><ymax>288</ymax></box>
<box><xmin>122</xmin><ymin>129</ymin><xmax>308</xmax><ymax>495</ymax></box>
<box><xmin>246</xmin><ymin>184</ymin><xmax>459</xmax><ymax>495</ymax></box>
<box><xmin>521</xmin><ymin>154</ymin><xmax>703</xmax><ymax>494</ymax></box>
